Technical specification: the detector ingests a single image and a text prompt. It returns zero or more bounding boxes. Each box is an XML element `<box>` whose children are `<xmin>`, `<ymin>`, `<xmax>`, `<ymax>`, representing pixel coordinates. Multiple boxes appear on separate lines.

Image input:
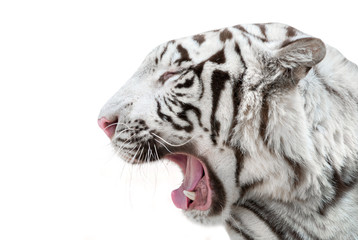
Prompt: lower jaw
<box><xmin>166</xmin><ymin>153</ymin><xmax>213</xmax><ymax>211</ymax></box>
<box><xmin>187</xmin><ymin>177</ymin><xmax>212</xmax><ymax>211</ymax></box>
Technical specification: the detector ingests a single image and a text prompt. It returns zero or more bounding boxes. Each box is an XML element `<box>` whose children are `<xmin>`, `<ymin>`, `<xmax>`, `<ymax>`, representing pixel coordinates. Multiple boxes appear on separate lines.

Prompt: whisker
<box><xmin>116</xmin><ymin>128</ymin><xmax>131</xmax><ymax>136</ymax></box>
<box><xmin>115</xmin><ymin>142</ymin><xmax>137</xmax><ymax>162</ymax></box>
<box><xmin>147</xmin><ymin>143</ymin><xmax>154</xmax><ymax>163</ymax></box>
<box><xmin>128</xmin><ymin>144</ymin><xmax>139</xmax><ymax>156</ymax></box>
<box><xmin>154</xmin><ymin>139</ymin><xmax>173</xmax><ymax>154</ymax></box>
<box><xmin>103</xmin><ymin>122</ymin><xmax>118</xmax><ymax>130</ymax></box>
<box><xmin>116</xmin><ymin>122</ymin><xmax>135</xmax><ymax>130</ymax></box>
<box><xmin>104</xmin><ymin>122</ymin><xmax>135</xmax><ymax>131</ymax></box>
<box><xmin>116</xmin><ymin>135</ymin><xmax>136</xmax><ymax>153</ymax></box>
<box><xmin>145</xmin><ymin>145</ymin><xmax>150</xmax><ymax>164</ymax></box>
<box><xmin>153</xmin><ymin>144</ymin><xmax>160</xmax><ymax>161</ymax></box>
<box><xmin>129</xmin><ymin>145</ymin><xmax>141</xmax><ymax>164</ymax></box>
<box><xmin>137</xmin><ymin>147</ymin><xmax>145</xmax><ymax>162</ymax></box>
<box><xmin>116</xmin><ymin>140</ymin><xmax>133</xmax><ymax>155</ymax></box>
<box><xmin>151</xmin><ymin>133</ymin><xmax>196</xmax><ymax>147</ymax></box>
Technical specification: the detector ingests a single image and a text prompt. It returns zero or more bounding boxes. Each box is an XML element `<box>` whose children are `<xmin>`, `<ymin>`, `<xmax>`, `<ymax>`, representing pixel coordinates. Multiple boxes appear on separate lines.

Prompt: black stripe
<box><xmin>189</xmin><ymin>63</ymin><xmax>205</xmax><ymax>99</ymax></box>
<box><xmin>226</xmin><ymin>220</ymin><xmax>255</xmax><ymax>240</ymax></box>
<box><xmin>234</xmin><ymin>149</ymin><xmax>245</xmax><ymax>186</ymax></box>
<box><xmin>191</xmin><ymin>62</ymin><xmax>204</xmax><ymax>77</ymax></box>
<box><xmin>241</xmin><ymin>200</ymin><xmax>305</xmax><ymax>240</ymax></box>
<box><xmin>193</xmin><ymin>34</ymin><xmax>205</xmax><ymax>45</ymax></box>
<box><xmin>230</xmin><ymin>214</ymin><xmax>256</xmax><ymax>240</ymax></box>
<box><xmin>234</xmin><ymin>25</ymin><xmax>249</xmax><ymax>36</ymax></box>
<box><xmin>233</xmin><ymin>25</ymin><xmax>252</xmax><ymax>45</ymax></box>
<box><xmin>169</xmin><ymin>94</ymin><xmax>180</xmax><ymax>103</ymax></box>
<box><xmin>340</xmin><ymin>156</ymin><xmax>358</xmax><ymax>186</ymax></box>
<box><xmin>163</xmin><ymin>97</ymin><xmax>175</xmax><ymax>114</ymax></box>
<box><xmin>173</xmin><ymin>92</ymin><xmax>186</xmax><ymax>97</ymax></box>
<box><xmin>227</xmin><ymin>79</ymin><xmax>241</xmax><ymax>144</ymax></box>
<box><xmin>320</xmin><ymin>79</ymin><xmax>345</xmax><ymax>101</ymax></box>
<box><xmin>282</xmin><ymin>155</ymin><xmax>304</xmax><ymax>188</ymax></box>
<box><xmin>208</xmin><ymin>48</ymin><xmax>226</xmax><ymax>64</ymax></box>
<box><xmin>160</xmin><ymin>44</ymin><xmax>169</xmax><ymax>60</ymax></box>
<box><xmin>286</xmin><ymin>26</ymin><xmax>297</xmax><ymax>38</ymax></box>
<box><xmin>198</xmin><ymin>75</ymin><xmax>205</xmax><ymax>100</ymax></box>
<box><xmin>179</xmin><ymin>102</ymin><xmax>203</xmax><ymax>127</ymax></box>
<box><xmin>227</xmin><ymin>42</ymin><xmax>246</xmax><ymax>144</ymax></box>
<box><xmin>156</xmin><ymin>99</ymin><xmax>192</xmax><ymax>132</ymax></box>
<box><xmin>235</xmin><ymin>42</ymin><xmax>247</xmax><ymax>70</ymax></box>
<box><xmin>284</xmin><ymin>213</ymin><xmax>321</xmax><ymax>240</ymax></box>
<box><xmin>210</xmin><ymin>70</ymin><xmax>230</xmax><ymax>144</ymax></box>
<box><xmin>255</xmin><ymin>23</ymin><xmax>267</xmax><ymax>41</ymax></box>
<box><xmin>259</xmin><ymin>96</ymin><xmax>269</xmax><ymax>142</ymax></box>
<box><xmin>234</xmin><ymin>24</ymin><xmax>267</xmax><ymax>44</ymax></box>
<box><xmin>241</xmin><ymin>200</ymin><xmax>307</xmax><ymax>240</ymax></box>
<box><xmin>204</xmin><ymin>159</ymin><xmax>227</xmax><ymax>216</ymax></box>
<box><xmin>319</xmin><ymin>156</ymin><xmax>358</xmax><ymax>215</ymax></box>
<box><xmin>167</xmin><ymin>97</ymin><xmax>179</xmax><ymax>106</ymax></box>
<box><xmin>115</xmin><ymin>145</ymin><xmax>137</xmax><ymax>151</ymax></box>
<box><xmin>160</xmin><ymin>97</ymin><xmax>203</xmax><ymax>132</ymax></box>
<box><xmin>115</xmin><ymin>136</ymin><xmax>137</xmax><ymax>142</ymax></box>
<box><xmin>219</xmin><ymin>28</ymin><xmax>233</xmax><ymax>42</ymax></box>
<box><xmin>175</xmin><ymin>76</ymin><xmax>194</xmax><ymax>88</ymax></box>
<box><xmin>240</xmin><ymin>179</ymin><xmax>264</xmax><ymax>197</ymax></box>
<box><xmin>156</xmin><ymin>99</ymin><xmax>172</xmax><ymax>122</ymax></box>
<box><xmin>175</xmin><ymin>44</ymin><xmax>191</xmax><ymax>66</ymax></box>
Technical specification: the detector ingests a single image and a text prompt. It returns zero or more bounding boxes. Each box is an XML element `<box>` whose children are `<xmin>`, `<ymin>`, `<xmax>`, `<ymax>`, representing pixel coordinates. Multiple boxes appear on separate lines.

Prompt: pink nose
<box><xmin>98</xmin><ymin>117</ymin><xmax>117</xmax><ymax>139</ymax></box>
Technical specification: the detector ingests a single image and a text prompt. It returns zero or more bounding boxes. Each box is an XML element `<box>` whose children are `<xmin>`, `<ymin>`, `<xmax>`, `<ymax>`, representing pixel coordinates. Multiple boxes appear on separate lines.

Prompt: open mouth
<box><xmin>165</xmin><ymin>153</ymin><xmax>212</xmax><ymax>211</ymax></box>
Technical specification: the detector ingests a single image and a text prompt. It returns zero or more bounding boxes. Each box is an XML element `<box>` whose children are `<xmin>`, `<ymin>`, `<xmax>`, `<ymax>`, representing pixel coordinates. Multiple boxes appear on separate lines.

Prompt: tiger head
<box><xmin>98</xmin><ymin>23</ymin><xmax>326</xmax><ymax>225</ymax></box>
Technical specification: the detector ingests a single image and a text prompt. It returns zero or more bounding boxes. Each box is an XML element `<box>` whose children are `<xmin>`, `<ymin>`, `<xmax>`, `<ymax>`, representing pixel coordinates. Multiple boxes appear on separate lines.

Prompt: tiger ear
<box><xmin>277</xmin><ymin>37</ymin><xmax>326</xmax><ymax>78</ymax></box>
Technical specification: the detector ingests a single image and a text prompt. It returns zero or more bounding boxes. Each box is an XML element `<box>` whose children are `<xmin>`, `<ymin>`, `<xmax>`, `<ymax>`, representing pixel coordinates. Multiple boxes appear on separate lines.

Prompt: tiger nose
<box><xmin>98</xmin><ymin>117</ymin><xmax>118</xmax><ymax>139</ymax></box>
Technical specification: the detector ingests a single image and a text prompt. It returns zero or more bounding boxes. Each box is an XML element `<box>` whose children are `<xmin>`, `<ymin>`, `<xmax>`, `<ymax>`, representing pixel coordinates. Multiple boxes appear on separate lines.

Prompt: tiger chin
<box><xmin>98</xmin><ymin>23</ymin><xmax>358</xmax><ymax>239</ymax></box>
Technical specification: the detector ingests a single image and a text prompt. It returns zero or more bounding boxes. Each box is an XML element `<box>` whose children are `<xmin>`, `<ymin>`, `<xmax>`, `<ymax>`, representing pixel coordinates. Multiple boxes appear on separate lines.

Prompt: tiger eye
<box><xmin>159</xmin><ymin>71</ymin><xmax>177</xmax><ymax>84</ymax></box>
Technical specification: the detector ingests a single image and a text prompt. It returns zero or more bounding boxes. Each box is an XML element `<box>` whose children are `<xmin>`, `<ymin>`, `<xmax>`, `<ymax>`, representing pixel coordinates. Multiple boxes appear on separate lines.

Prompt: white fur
<box><xmin>99</xmin><ymin>23</ymin><xmax>358</xmax><ymax>239</ymax></box>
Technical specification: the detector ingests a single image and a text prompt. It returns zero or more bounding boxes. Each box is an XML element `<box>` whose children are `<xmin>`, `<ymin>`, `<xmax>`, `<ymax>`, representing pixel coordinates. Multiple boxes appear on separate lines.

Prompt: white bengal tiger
<box><xmin>98</xmin><ymin>23</ymin><xmax>358</xmax><ymax>239</ymax></box>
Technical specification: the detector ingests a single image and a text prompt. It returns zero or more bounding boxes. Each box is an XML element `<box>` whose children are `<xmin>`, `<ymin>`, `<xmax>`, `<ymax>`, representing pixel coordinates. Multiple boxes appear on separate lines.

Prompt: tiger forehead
<box><xmin>153</xmin><ymin>31</ymin><xmax>223</xmax><ymax>65</ymax></box>
<box><xmin>152</xmin><ymin>23</ymin><xmax>303</xmax><ymax>66</ymax></box>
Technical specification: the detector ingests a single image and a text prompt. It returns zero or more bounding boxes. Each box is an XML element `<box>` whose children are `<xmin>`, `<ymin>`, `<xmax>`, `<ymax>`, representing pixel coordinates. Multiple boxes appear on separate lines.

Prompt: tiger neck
<box><xmin>233</xmin><ymin>45</ymin><xmax>358</xmax><ymax>209</ymax></box>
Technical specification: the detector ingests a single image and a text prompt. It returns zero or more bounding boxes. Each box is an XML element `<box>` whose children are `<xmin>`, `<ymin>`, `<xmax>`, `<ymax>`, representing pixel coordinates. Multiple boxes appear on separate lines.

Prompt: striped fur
<box><xmin>99</xmin><ymin>23</ymin><xmax>358</xmax><ymax>239</ymax></box>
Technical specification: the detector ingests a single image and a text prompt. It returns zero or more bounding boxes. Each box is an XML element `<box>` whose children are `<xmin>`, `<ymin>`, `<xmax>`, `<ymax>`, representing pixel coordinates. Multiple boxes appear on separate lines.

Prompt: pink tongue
<box><xmin>171</xmin><ymin>156</ymin><xmax>203</xmax><ymax>210</ymax></box>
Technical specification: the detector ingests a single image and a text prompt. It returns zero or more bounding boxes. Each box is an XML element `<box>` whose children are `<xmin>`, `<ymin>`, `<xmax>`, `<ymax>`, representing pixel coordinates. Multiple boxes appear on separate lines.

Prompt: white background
<box><xmin>0</xmin><ymin>1</ymin><xmax>357</xmax><ymax>240</ymax></box>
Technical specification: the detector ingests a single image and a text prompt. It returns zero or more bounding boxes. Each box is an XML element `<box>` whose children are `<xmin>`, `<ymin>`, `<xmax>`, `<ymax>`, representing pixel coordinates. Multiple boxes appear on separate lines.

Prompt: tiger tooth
<box><xmin>183</xmin><ymin>190</ymin><xmax>196</xmax><ymax>201</ymax></box>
